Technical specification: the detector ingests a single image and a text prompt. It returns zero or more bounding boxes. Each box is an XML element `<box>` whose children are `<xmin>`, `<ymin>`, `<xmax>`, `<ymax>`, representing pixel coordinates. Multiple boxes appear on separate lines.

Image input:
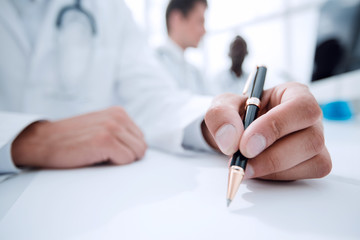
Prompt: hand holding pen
<box><xmin>202</xmin><ymin>68</ymin><xmax>332</xmax><ymax>203</ymax></box>
<box><xmin>226</xmin><ymin>66</ymin><xmax>267</xmax><ymax>205</ymax></box>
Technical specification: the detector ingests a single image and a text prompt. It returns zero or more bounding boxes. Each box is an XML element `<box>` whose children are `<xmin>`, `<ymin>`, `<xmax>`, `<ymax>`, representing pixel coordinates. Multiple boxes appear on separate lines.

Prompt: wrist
<box><xmin>11</xmin><ymin>121</ymin><xmax>50</xmax><ymax>168</ymax></box>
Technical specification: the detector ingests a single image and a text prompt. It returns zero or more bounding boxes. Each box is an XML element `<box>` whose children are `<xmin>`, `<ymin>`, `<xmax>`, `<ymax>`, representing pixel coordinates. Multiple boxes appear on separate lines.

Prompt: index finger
<box><xmin>239</xmin><ymin>82</ymin><xmax>322</xmax><ymax>158</ymax></box>
<box><xmin>204</xmin><ymin>93</ymin><xmax>247</xmax><ymax>155</ymax></box>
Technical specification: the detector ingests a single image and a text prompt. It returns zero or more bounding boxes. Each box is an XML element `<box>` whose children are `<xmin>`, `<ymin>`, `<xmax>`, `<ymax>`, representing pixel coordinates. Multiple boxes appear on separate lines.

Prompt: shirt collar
<box><xmin>164</xmin><ymin>37</ymin><xmax>185</xmax><ymax>62</ymax></box>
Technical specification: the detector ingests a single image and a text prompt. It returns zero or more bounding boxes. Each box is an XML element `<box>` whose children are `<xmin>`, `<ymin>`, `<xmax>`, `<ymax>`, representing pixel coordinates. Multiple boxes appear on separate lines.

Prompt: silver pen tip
<box><xmin>227</xmin><ymin>199</ymin><xmax>232</xmax><ymax>207</ymax></box>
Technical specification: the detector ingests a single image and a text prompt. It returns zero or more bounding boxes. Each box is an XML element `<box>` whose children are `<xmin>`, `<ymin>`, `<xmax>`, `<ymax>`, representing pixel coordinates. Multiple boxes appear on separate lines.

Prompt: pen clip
<box><xmin>242</xmin><ymin>66</ymin><xmax>258</xmax><ymax>96</ymax></box>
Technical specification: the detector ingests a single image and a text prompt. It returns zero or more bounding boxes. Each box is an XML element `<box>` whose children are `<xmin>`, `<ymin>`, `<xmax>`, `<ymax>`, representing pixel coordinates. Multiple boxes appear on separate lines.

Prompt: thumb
<box><xmin>204</xmin><ymin>94</ymin><xmax>246</xmax><ymax>155</ymax></box>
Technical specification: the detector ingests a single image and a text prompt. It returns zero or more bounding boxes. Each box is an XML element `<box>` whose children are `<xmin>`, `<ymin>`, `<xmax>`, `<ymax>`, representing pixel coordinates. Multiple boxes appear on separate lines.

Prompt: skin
<box><xmin>167</xmin><ymin>2</ymin><xmax>207</xmax><ymax>50</ymax></box>
<box><xmin>202</xmin><ymin>82</ymin><xmax>332</xmax><ymax>181</ymax></box>
<box><xmin>12</xmin><ymin>107</ymin><xmax>147</xmax><ymax>169</ymax></box>
<box><xmin>12</xmin><ymin>83</ymin><xmax>332</xmax><ymax>181</ymax></box>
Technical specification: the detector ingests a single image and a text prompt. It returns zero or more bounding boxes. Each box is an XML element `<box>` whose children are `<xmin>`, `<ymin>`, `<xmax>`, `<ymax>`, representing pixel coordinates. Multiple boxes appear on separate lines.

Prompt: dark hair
<box><xmin>229</xmin><ymin>35</ymin><xmax>248</xmax><ymax>78</ymax></box>
<box><xmin>312</xmin><ymin>38</ymin><xmax>344</xmax><ymax>81</ymax></box>
<box><xmin>166</xmin><ymin>0</ymin><xmax>208</xmax><ymax>32</ymax></box>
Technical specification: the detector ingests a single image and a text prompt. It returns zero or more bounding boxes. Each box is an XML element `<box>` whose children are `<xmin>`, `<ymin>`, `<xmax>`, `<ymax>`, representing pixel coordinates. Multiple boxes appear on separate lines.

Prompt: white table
<box><xmin>0</xmin><ymin>120</ymin><xmax>359</xmax><ymax>240</ymax></box>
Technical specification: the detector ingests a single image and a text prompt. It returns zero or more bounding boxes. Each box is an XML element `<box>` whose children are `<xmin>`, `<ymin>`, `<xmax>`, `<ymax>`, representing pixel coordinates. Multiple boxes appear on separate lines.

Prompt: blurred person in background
<box><xmin>156</xmin><ymin>0</ymin><xmax>209</xmax><ymax>95</ymax></box>
<box><xmin>210</xmin><ymin>35</ymin><xmax>249</xmax><ymax>95</ymax></box>
<box><xmin>312</xmin><ymin>38</ymin><xmax>344</xmax><ymax>81</ymax></box>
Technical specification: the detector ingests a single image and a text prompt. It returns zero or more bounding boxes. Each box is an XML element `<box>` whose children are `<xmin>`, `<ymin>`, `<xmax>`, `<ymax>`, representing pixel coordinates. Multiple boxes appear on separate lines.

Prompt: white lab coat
<box><xmin>156</xmin><ymin>38</ymin><xmax>208</xmax><ymax>95</ymax></box>
<box><xmin>210</xmin><ymin>69</ymin><xmax>248</xmax><ymax>95</ymax></box>
<box><xmin>0</xmin><ymin>0</ymin><xmax>212</xmax><ymax>173</ymax></box>
<box><xmin>210</xmin><ymin>68</ymin><xmax>284</xmax><ymax>95</ymax></box>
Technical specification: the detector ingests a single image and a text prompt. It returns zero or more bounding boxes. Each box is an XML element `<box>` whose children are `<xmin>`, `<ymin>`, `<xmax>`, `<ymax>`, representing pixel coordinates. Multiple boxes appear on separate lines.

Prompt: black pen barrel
<box><xmin>230</xmin><ymin>66</ymin><xmax>267</xmax><ymax>169</ymax></box>
<box><xmin>251</xmin><ymin>66</ymin><xmax>267</xmax><ymax>99</ymax></box>
<box><xmin>230</xmin><ymin>150</ymin><xmax>248</xmax><ymax>170</ymax></box>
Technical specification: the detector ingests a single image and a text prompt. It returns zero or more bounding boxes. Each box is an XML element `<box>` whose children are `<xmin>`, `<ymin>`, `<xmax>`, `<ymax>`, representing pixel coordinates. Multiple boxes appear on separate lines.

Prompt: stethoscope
<box><xmin>55</xmin><ymin>0</ymin><xmax>97</xmax><ymax>36</ymax></box>
<box><xmin>53</xmin><ymin>0</ymin><xmax>97</xmax><ymax>98</ymax></box>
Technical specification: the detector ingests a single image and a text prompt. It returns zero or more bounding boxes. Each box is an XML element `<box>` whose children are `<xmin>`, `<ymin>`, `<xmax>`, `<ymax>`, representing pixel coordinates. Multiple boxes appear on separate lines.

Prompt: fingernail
<box><xmin>246</xmin><ymin>134</ymin><xmax>266</xmax><ymax>157</ymax></box>
<box><xmin>215</xmin><ymin>124</ymin><xmax>237</xmax><ymax>155</ymax></box>
<box><xmin>244</xmin><ymin>163</ymin><xmax>254</xmax><ymax>179</ymax></box>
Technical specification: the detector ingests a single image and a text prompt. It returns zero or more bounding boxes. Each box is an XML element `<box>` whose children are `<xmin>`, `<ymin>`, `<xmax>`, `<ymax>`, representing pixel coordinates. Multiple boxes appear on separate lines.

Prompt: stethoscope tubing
<box><xmin>56</xmin><ymin>0</ymin><xmax>97</xmax><ymax>35</ymax></box>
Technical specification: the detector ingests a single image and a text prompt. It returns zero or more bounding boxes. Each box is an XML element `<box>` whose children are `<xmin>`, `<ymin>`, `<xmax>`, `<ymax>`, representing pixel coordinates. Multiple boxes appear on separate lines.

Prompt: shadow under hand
<box><xmin>233</xmin><ymin>177</ymin><xmax>360</xmax><ymax>239</ymax></box>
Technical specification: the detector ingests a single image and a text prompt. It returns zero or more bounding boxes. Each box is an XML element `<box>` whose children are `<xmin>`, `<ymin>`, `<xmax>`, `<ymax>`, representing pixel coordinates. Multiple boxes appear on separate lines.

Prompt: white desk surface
<box><xmin>0</xmin><ymin>120</ymin><xmax>359</xmax><ymax>240</ymax></box>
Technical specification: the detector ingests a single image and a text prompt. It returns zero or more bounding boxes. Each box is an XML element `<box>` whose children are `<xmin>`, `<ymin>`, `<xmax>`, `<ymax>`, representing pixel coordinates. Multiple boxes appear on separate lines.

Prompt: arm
<box><xmin>1</xmin><ymin>0</ymin><xmax>207</xmax><ymax>172</ymax></box>
<box><xmin>10</xmin><ymin>107</ymin><xmax>147</xmax><ymax>169</ymax></box>
<box><xmin>0</xmin><ymin>112</ymin><xmax>42</xmax><ymax>173</ymax></box>
<box><xmin>203</xmin><ymin>82</ymin><xmax>332</xmax><ymax>180</ymax></box>
<box><xmin>114</xmin><ymin>2</ymin><xmax>213</xmax><ymax>154</ymax></box>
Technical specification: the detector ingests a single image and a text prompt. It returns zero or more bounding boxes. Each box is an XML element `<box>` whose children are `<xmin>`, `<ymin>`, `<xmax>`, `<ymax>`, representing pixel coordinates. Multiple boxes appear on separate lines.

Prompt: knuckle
<box><xmin>135</xmin><ymin>142</ymin><xmax>148</xmax><ymax>160</ymax></box>
<box><xmin>108</xmin><ymin>106</ymin><xmax>128</xmax><ymax>120</ymax></box>
<box><xmin>108</xmin><ymin>105</ymin><xmax>125</xmax><ymax>113</ymax></box>
<box><xmin>206</xmin><ymin>94</ymin><xmax>241</xmax><ymax>120</ymax></box>
<box><xmin>213</xmin><ymin>93</ymin><xmax>238</xmax><ymax>104</ymax></box>
<box><xmin>103</xmin><ymin>119</ymin><xmax>119</xmax><ymax>132</ymax></box>
<box><xmin>307</xmin><ymin>127</ymin><xmax>325</xmax><ymax>154</ymax></box>
<box><xmin>127</xmin><ymin>153</ymin><xmax>137</xmax><ymax>164</ymax></box>
<box><xmin>314</xmin><ymin>153</ymin><xmax>332</xmax><ymax>178</ymax></box>
<box><xmin>205</xmin><ymin>106</ymin><xmax>226</xmax><ymax>121</ymax></box>
<box><xmin>300</xmin><ymin>95</ymin><xmax>322</xmax><ymax>123</ymax></box>
<box><xmin>284</xmin><ymin>82</ymin><xmax>310</xmax><ymax>94</ymax></box>
<box><xmin>265</xmin><ymin>152</ymin><xmax>282</xmax><ymax>174</ymax></box>
<box><xmin>116</xmin><ymin>151</ymin><xmax>136</xmax><ymax>165</ymax></box>
<box><xmin>94</xmin><ymin>129</ymin><xmax>115</xmax><ymax>147</ymax></box>
<box><xmin>269</xmin><ymin>117</ymin><xmax>282</xmax><ymax>141</ymax></box>
<box><xmin>205</xmin><ymin>94</ymin><xmax>245</xmax><ymax>134</ymax></box>
<box><xmin>205</xmin><ymin>105</ymin><xmax>232</xmax><ymax>128</ymax></box>
<box><xmin>288</xmin><ymin>82</ymin><xmax>309</xmax><ymax>90</ymax></box>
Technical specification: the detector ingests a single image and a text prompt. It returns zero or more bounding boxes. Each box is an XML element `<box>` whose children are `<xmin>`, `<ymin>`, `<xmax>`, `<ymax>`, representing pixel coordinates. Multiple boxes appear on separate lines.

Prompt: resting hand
<box><xmin>202</xmin><ymin>82</ymin><xmax>332</xmax><ymax>180</ymax></box>
<box><xmin>12</xmin><ymin>107</ymin><xmax>147</xmax><ymax>169</ymax></box>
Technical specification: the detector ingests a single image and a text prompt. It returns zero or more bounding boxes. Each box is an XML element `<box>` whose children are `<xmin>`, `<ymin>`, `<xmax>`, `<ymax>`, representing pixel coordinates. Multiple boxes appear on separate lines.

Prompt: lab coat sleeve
<box><xmin>114</xmin><ymin>3</ymin><xmax>213</xmax><ymax>155</ymax></box>
<box><xmin>0</xmin><ymin>112</ymin><xmax>42</xmax><ymax>174</ymax></box>
<box><xmin>183</xmin><ymin>116</ymin><xmax>215</xmax><ymax>152</ymax></box>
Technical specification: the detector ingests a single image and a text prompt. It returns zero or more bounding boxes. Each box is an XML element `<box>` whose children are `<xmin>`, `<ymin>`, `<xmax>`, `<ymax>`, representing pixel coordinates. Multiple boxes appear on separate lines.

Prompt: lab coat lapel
<box><xmin>30</xmin><ymin>0</ymin><xmax>73</xmax><ymax>75</ymax></box>
<box><xmin>0</xmin><ymin>0</ymin><xmax>31</xmax><ymax>56</ymax></box>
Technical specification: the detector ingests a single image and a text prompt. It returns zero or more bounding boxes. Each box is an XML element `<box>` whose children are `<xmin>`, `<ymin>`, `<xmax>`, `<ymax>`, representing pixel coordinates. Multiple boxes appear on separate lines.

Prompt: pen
<box><xmin>226</xmin><ymin>66</ymin><xmax>267</xmax><ymax>207</ymax></box>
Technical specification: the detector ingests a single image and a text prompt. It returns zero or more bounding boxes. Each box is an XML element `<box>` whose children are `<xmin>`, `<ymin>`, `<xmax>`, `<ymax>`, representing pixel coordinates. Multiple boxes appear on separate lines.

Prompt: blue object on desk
<box><xmin>320</xmin><ymin>100</ymin><xmax>353</xmax><ymax>121</ymax></box>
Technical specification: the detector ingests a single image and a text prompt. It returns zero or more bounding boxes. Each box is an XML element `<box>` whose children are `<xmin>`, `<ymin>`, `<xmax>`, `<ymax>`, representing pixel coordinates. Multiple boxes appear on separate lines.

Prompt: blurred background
<box><xmin>125</xmin><ymin>0</ymin><xmax>360</xmax><ymax>116</ymax></box>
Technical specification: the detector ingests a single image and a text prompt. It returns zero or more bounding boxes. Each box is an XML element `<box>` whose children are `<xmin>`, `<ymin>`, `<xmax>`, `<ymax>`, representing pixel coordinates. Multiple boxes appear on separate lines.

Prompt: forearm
<box><xmin>0</xmin><ymin>112</ymin><xmax>42</xmax><ymax>173</ymax></box>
